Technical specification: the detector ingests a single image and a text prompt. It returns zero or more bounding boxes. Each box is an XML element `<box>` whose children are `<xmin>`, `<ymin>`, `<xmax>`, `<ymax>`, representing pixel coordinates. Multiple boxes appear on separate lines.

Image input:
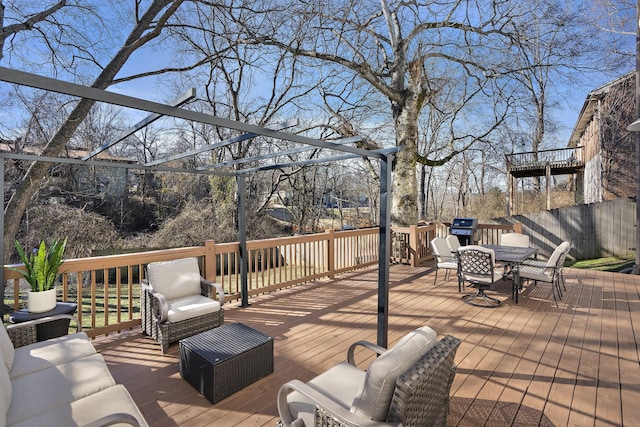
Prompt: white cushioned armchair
<box><xmin>277</xmin><ymin>326</ymin><xmax>460</xmax><ymax>427</ymax></box>
<box><xmin>141</xmin><ymin>257</ymin><xmax>225</xmax><ymax>354</ymax></box>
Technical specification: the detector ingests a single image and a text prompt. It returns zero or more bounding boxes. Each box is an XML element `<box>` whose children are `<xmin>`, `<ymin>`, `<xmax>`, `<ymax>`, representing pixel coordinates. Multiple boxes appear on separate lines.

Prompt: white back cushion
<box><xmin>147</xmin><ymin>257</ymin><xmax>202</xmax><ymax>300</ymax></box>
<box><xmin>0</xmin><ymin>325</ymin><xmax>15</xmax><ymax>370</ymax></box>
<box><xmin>350</xmin><ymin>326</ymin><xmax>438</xmax><ymax>421</ymax></box>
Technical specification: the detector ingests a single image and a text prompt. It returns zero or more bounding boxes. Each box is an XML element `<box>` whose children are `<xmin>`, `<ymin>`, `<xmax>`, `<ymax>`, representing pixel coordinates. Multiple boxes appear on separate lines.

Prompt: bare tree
<box><xmin>208</xmin><ymin>0</ymin><xmax>540</xmax><ymax>225</ymax></box>
<box><xmin>1</xmin><ymin>0</ymin><xmax>185</xmax><ymax>260</ymax></box>
<box><xmin>0</xmin><ymin>1</ymin><xmax>68</xmax><ymax>62</ymax></box>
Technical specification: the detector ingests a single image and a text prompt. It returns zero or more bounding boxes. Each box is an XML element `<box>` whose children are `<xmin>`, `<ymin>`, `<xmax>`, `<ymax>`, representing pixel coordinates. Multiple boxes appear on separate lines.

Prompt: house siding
<box><xmin>571</xmin><ymin>72</ymin><xmax>635</xmax><ymax>205</ymax></box>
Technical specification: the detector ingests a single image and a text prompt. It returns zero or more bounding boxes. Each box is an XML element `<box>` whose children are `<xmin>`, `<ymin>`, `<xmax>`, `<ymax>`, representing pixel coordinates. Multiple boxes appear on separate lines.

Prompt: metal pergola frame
<box><xmin>0</xmin><ymin>67</ymin><xmax>396</xmax><ymax>347</ymax></box>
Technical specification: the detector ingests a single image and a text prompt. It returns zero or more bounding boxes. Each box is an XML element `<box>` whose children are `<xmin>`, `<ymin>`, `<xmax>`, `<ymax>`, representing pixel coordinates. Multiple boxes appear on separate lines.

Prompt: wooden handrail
<box><xmin>3</xmin><ymin>223</ymin><xmax>518</xmax><ymax>337</ymax></box>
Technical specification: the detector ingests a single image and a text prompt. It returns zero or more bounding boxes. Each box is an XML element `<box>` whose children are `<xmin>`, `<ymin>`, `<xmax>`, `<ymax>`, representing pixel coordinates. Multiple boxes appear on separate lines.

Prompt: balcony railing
<box><xmin>3</xmin><ymin>223</ymin><xmax>518</xmax><ymax>337</ymax></box>
<box><xmin>505</xmin><ymin>146</ymin><xmax>584</xmax><ymax>173</ymax></box>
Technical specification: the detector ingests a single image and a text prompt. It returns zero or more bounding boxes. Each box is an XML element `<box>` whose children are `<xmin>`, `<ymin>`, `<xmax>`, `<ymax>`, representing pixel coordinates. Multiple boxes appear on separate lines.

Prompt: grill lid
<box><xmin>451</xmin><ymin>218</ymin><xmax>478</xmax><ymax>229</ymax></box>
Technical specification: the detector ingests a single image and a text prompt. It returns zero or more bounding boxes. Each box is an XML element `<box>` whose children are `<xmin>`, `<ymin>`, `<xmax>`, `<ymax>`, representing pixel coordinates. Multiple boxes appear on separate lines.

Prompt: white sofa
<box><xmin>0</xmin><ymin>315</ymin><xmax>148</xmax><ymax>427</ymax></box>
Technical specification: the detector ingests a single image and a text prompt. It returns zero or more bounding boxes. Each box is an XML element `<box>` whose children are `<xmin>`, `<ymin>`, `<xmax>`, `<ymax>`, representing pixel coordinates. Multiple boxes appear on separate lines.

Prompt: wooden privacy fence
<box><xmin>3</xmin><ymin>223</ymin><xmax>517</xmax><ymax>337</ymax></box>
<box><xmin>507</xmin><ymin>198</ymin><xmax>636</xmax><ymax>259</ymax></box>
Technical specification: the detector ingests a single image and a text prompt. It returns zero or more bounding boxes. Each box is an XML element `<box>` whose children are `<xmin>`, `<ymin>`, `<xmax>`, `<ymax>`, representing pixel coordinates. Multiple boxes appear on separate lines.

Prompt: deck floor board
<box><xmin>92</xmin><ymin>263</ymin><xmax>640</xmax><ymax>426</ymax></box>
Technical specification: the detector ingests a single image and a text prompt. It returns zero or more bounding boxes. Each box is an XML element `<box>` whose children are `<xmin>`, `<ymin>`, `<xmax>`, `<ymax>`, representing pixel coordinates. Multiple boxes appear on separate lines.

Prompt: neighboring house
<box><xmin>0</xmin><ymin>142</ymin><xmax>135</xmax><ymax>204</ymax></box>
<box><xmin>568</xmin><ymin>71</ymin><xmax>636</xmax><ymax>204</ymax></box>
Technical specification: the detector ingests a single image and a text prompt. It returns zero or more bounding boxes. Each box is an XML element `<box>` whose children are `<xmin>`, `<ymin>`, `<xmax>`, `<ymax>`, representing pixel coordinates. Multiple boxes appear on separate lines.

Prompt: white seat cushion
<box><xmin>8</xmin><ymin>385</ymin><xmax>148</xmax><ymax>427</ymax></box>
<box><xmin>147</xmin><ymin>257</ymin><xmax>202</xmax><ymax>300</ymax></box>
<box><xmin>519</xmin><ymin>265</ymin><xmax>553</xmax><ymax>282</ymax></box>
<box><xmin>464</xmin><ymin>268</ymin><xmax>503</xmax><ymax>284</ymax></box>
<box><xmin>166</xmin><ymin>294</ymin><xmax>221</xmax><ymax>323</ymax></box>
<box><xmin>286</xmin><ymin>362</ymin><xmax>366</xmax><ymax>426</ymax></box>
<box><xmin>7</xmin><ymin>353</ymin><xmax>115</xmax><ymax>425</ymax></box>
<box><xmin>437</xmin><ymin>261</ymin><xmax>458</xmax><ymax>270</ymax></box>
<box><xmin>10</xmin><ymin>332</ymin><xmax>96</xmax><ymax>380</ymax></box>
<box><xmin>351</xmin><ymin>326</ymin><xmax>438</xmax><ymax>421</ymax></box>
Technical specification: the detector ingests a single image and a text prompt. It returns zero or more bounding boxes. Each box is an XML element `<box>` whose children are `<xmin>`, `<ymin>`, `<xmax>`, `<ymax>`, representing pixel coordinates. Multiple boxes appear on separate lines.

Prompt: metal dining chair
<box><xmin>457</xmin><ymin>245</ymin><xmax>503</xmax><ymax>307</ymax></box>
<box><xmin>430</xmin><ymin>237</ymin><xmax>458</xmax><ymax>287</ymax></box>
<box><xmin>520</xmin><ymin>241</ymin><xmax>570</xmax><ymax>304</ymax></box>
<box><xmin>499</xmin><ymin>232</ymin><xmax>530</xmax><ymax>247</ymax></box>
<box><xmin>499</xmin><ymin>232</ymin><xmax>532</xmax><ymax>280</ymax></box>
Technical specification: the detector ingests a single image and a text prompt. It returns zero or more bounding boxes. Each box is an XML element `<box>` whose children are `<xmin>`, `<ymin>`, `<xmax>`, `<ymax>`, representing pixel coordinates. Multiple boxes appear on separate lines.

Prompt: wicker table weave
<box><xmin>9</xmin><ymin>302</ymin><xmax>77</xmax><ymax>341</ymax></box>
<box><xmin>179</xmin><ymin>322</ymin><xmax>274</xmax><ymax>404</ymax></box>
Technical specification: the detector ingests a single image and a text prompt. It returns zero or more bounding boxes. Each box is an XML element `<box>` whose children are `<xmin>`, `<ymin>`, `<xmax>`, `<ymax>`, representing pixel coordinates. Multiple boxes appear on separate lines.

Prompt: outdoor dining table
<box><xmin>482</xmin><ymin>244</ymin><xmax>538</xmax><ymax>303</ymax></box>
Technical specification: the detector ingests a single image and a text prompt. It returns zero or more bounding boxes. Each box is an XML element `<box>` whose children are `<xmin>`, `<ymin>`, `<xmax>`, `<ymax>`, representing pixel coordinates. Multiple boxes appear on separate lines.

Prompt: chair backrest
<box><xmin>500</xmin><ymin>232</ymin><xmax>530</xmax><ymax>247</ymax></box>
<box><xmin>556</xmin><ymin>241</ymin><xmax>572</xmax><ymax>270</ymax></box>
<box><xmin>386</xmin><ymin>335</ymin><xmax>461</xmax><ymax>426</ymax></box>
<box><xmin>350</xmin><ymin>326</ymin><xmax>438</xmax><ymax>421</ymax></box>
<box><xmin>430</xmin><ymin>237</ymin><xmax>454</xmax><ymax>264</ymax></box>
<box><xmin>457</xmin><ymin>245</ymin><xmax>496</xmax><ymax>284</ymax></box>
<box><xmin>445</xmin><ymin>235</ymin><xmax>461</xmax><ymax>254</ymax></box>
<box><xmin>146</xmin><ymin>257</ymin><xmax>202</xmax><ymax>300</ymax></box>
<box><xmin>546</xmin><ymin>241</ymin><xmax>570</xmax><ymax>269</ymax></box>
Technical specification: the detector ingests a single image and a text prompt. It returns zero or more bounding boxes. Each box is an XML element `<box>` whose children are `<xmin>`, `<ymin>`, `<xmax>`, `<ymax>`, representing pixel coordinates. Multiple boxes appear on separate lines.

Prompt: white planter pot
<box><xmin>28</xmin><ymin>289</ymin><xmax>57</xmax><ymax>313</ymax></box>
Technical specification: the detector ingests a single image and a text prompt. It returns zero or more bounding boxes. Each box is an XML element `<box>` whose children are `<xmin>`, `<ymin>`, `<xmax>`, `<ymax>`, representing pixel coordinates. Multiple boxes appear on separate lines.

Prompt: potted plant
<box><xmin>11</xmin><ymin>238</ymin><xmax>67</xmax><ymax>313</ymax></box>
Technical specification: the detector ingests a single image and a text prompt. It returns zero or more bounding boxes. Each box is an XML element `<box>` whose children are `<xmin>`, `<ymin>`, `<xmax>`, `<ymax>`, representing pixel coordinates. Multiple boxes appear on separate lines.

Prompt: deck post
<box><xmin>409</xmin><ymin>225</ymin><xmax>418</xmax><ymax>267</ymax></box>
<box><xmin>377</xmin><ymin>154</ymin><xmax>393</xmax><ymax>348</ymax></box>
<box><xmin>326</xmin><ymin>229</ymin><xmax>335</xmax><ymax>280</ymax></box>
<box><xmin>203</xmin><ymin>240</ymin><xmax>216</xmax><ymax>282</ymax></box>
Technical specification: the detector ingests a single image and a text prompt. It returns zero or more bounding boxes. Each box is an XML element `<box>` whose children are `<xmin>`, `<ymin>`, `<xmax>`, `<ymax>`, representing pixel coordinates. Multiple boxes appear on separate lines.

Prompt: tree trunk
<box><xmin>3</xmin><ymin>0</ymin><xmax>180</xmax><ymax>261</ymax></box>
<box><xmin>390</xmin><ymin>62</ymin><xmax>422</xmax><ymax>226</ymax></box>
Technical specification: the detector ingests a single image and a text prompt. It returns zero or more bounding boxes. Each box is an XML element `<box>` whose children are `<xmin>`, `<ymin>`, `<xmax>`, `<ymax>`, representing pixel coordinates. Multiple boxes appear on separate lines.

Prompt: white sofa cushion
<box><xmin>0</xmin><ymin>356</ymin><xmax>11</xmax><ymax>421</ymax></box>
<box><xmin>350</xmin><ymin>326</ymin><xmax>438</xmax><ymax>421</ymax></box>
<box><xmin>0</xmin><ymin>325</ymin><xmax>15</xmax><ymax>370</ymax></box>
<box><xmin>10</xmin><ymin>332</ymin><xmax>96</xmax><ymax>380</ymax></box>
<box><xmin>166</xmin><ymin>295</ymin><xmax>221</xmax><ymax>323</ymax></box>
<box><xmin>7</xmin><ymin>353</ymin><xmax>115</xmax><ymax>426</ymax></box>
<box><xmin>286</xmin><ymin>362</ymin><xmax>366</xmax><ymax>426</ymax></box>
<box><xmin>147</xmin><ymin>257</ymin><xmax>202</xmax><ymax>300</ymax></box>
<box><xmin>9</xmin><ymin>385</ymin><xmax>148</xmax><ymax>427</ymax></box>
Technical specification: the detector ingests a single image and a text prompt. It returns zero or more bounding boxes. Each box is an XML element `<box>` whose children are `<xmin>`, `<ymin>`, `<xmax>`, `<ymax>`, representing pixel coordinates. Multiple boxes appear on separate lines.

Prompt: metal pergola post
<box><xmin>377</xmin><ymin>153</ymin><xmax>393</xmax><ymax>348</ymax></box>
<box><xmin>237</xmin><ymin>174</ymin><xmax>250</xmax><ymax>308</ymax></box>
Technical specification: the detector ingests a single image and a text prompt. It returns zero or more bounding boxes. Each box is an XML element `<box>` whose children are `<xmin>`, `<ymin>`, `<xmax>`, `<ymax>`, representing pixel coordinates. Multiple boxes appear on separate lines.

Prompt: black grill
<box><xmin>450</xmin><ymin>218</ymin><xmax>478</xmax><ymax>246</ymax></box>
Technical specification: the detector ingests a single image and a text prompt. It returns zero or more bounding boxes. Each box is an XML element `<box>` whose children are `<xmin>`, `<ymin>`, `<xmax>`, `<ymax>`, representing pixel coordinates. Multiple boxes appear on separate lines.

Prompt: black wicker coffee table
<box><xmin>179</xmin><ymin>322</ymin><xmax>274</xmax><ymax>404</ymax></box>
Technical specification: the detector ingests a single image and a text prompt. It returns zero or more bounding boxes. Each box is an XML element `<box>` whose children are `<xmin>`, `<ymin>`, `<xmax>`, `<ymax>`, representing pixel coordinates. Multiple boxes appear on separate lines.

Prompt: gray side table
<box><xmin>9</xmin><ymin>302</ymin><xmax>78</xmax><ymax>341</ymax></box>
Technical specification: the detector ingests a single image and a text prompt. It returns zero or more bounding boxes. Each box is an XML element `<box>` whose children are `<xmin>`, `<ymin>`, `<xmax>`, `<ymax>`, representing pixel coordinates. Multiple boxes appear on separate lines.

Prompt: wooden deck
<box><xmin>92</xmin><ymin>263</ymin><xmax>640</xmax><ymax>426</ymax></box>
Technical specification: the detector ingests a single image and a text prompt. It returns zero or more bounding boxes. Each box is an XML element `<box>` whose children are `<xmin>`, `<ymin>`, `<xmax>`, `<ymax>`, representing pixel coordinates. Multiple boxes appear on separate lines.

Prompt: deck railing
<box><xmin>505</xmin><ymin>146</ymin><xmax>584</xmax><ymax>171</ymax></box>
<box><xmin>3</xmin><ymin>223</ymin><xmax>518</xmax><ymax>337</ymax></box>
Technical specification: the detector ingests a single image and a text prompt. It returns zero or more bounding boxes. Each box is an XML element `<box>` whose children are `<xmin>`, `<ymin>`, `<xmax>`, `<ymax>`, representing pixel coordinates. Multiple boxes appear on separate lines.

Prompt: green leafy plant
<box><xmin>11</xmin><ymin>238</ymin><xmax>67</xmax><ymax>292</ymax></box>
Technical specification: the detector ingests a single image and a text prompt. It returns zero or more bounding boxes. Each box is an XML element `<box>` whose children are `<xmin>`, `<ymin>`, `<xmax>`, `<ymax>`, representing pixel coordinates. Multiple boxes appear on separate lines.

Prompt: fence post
<box><xmin>203</xmin><ymin>240</ymin><xmax>217</xmax><ymax>282</ymax></box>
<box><xmin>325</xmin><ymin>229</ymin><xmax>335</xmax><ymax>279</ymax></box>
<box><xmin>513</xmin><ymin>222</ymin><xmax>523</xmax><ymax>233</ymax></box>
<box><xmin>409</xmin><ymin>225</ymin><xmax>418</xmax><ymax>267</ymax></box>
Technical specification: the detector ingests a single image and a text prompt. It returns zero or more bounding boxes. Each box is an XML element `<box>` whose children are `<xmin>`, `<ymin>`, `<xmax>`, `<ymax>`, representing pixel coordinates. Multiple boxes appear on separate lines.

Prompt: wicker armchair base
<box><xmin>156</xmin><ymin>311</ymin><xmax>224</xmax><ymax>354</ymax></box>
<box><xmin>141</xmin><ymin>284</ymin><xmax>224</xmax><ymax>354</ymax></box>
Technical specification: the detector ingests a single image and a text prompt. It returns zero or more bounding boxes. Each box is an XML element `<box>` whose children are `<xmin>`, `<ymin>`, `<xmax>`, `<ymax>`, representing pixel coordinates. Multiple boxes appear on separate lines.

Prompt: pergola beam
<box><xmin>237</xmin><ymin>147</ymin><xmax>396</xmax><ymax>175</ymax></box>
<box><xmin>198</xmin><ymin>136</ymin><xmax>362</xmax><ymax>170</ymax></box>
<box><xmin>146</xmin><ymin>119</ymin><xmax>298</xmax><ymax>167</ymax></box>
<box><xmin>83</xmin><ymin>88</ymin><xmax>196</xmax><ymax>160</ymax></box>
<box><xmin>0</xmin><ymin>67</ymin><xmax>382</xmax><ymax>160</ymax></box>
